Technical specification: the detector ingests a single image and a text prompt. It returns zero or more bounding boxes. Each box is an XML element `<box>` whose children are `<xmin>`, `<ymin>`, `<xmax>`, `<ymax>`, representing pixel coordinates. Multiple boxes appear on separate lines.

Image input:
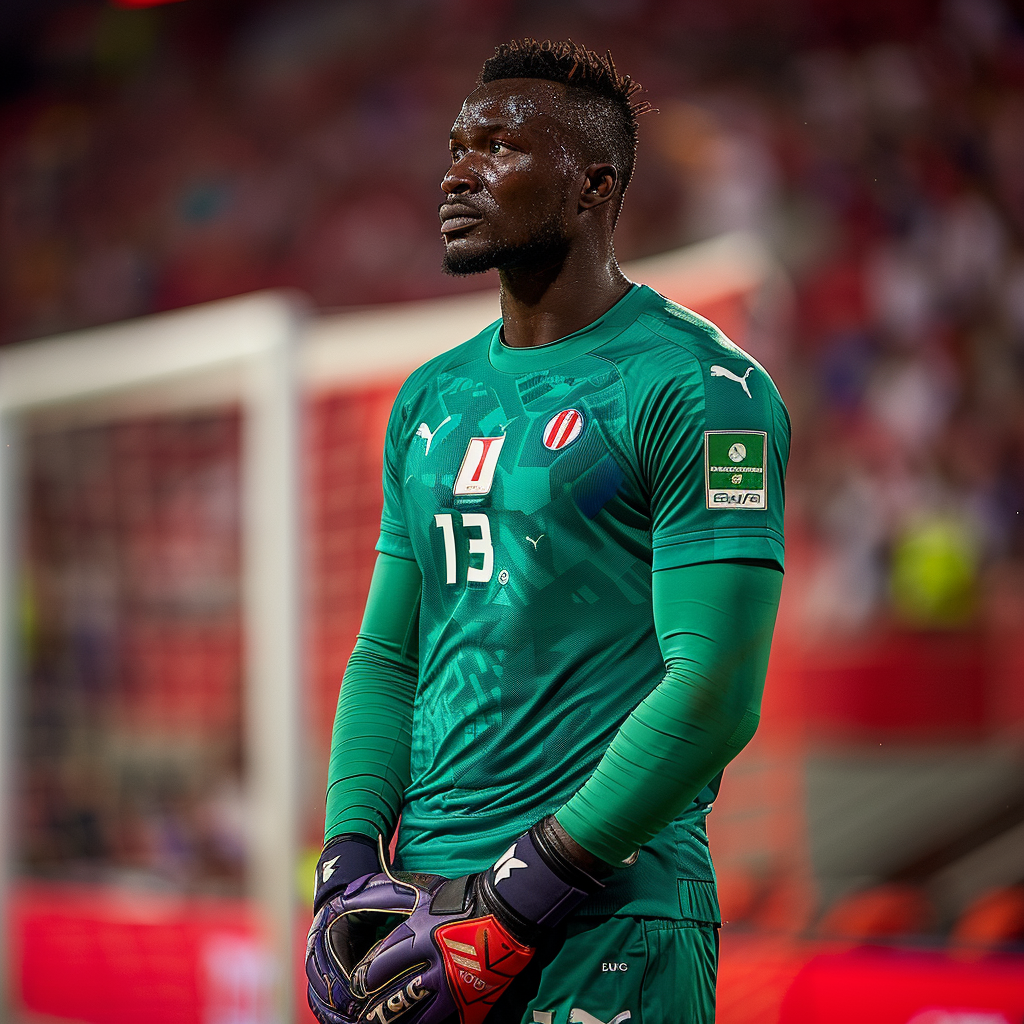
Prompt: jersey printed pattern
<box><xmin>375</xmin><ymin>285</ymin><xmax>789</xmax><ymax>920</ymax></box>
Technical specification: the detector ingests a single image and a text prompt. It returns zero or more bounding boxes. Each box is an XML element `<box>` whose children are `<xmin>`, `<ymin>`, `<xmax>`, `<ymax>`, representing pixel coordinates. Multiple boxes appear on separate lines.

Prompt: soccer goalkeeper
<box><xmin>306</xmin><ymin>38</ymin><xmax>789</xmax><ymax>1024</ymax></box>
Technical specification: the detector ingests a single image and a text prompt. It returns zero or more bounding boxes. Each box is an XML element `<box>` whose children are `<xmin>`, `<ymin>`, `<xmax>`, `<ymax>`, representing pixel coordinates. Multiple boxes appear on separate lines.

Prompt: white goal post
<box><xmin>0</xmin><ymin>292</ymin><xmax>305</xmax><ymax>1023</ymax></box>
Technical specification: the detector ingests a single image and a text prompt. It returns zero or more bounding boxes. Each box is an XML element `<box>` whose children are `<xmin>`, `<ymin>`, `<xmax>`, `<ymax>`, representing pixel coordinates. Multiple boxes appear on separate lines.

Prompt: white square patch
<box><xmin>453</xmin><ymin>436</ymin><xmax>505</xmax><ymax>496</ymax></box>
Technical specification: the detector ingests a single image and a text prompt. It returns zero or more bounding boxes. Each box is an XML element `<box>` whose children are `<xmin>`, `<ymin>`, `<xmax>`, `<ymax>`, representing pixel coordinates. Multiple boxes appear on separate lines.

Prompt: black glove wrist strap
<box><xmin>474</xmin><ymin>815</ymin><xmax>611</xmax><ymax>945</ymax></box>
<box><xmin>313</xmin><ymin>833</ymin><xmax>381</xmax><ymax>912</ymax></box>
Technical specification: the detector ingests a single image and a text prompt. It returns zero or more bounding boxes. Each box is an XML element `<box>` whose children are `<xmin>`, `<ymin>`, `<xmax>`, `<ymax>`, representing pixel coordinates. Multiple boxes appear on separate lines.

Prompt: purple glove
<box><xmin>306</xmin><ymin>833</ymin><xmax>389</xmax><ymax>1024</ymax></box>
<box><xmin>341</xmin><ymin>815</ymin><xmax>611</xmax><ymax>1024</ymax></box>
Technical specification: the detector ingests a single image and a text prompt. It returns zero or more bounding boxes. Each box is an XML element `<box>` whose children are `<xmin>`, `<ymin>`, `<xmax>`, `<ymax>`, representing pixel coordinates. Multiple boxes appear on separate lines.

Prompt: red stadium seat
<box><xmin>951</xmin><ymin>886</ymin><xmax>1024</xmax><ymax>949</ymax></box>
<box><xmin>816</xmin><ymin>884</ymin><xmax>933</xmax><ymax>940</ymax></box>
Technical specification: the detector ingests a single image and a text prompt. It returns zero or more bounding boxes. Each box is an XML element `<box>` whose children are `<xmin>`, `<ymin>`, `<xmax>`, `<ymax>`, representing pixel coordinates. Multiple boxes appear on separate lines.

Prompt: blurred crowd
<box><xmin>778</xmin><ymin>9</ymin><xmax>1024</xmax><ymax>636</ymax></box>
<box><xmin>3</xmin><ymin>0</ymin><xmax>1024</xmax><ymax>638</ymax></box>
<box><xmin>20</xmin><ymin>414</ymin><xmax>248</xmax><ymax>892</ymax></box>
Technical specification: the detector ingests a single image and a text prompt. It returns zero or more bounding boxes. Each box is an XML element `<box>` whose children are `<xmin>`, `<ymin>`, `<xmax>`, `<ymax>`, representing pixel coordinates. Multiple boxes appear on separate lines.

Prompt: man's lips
<box><xmin>440</xmin><ymin>204</ymin><xmax>483</xmax><ymax>237</ymax></box>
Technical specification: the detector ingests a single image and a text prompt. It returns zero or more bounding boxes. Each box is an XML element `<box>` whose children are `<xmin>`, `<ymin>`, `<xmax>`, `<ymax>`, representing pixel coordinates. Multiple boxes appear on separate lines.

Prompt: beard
<box><xmin>442</xmin><ymin>215</ymin><xmax>570</xmax><ymax>277</ymax></box>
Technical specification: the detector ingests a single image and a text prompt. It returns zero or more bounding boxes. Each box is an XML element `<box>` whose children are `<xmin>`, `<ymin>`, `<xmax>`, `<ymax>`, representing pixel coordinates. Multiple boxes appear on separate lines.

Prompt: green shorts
<box><xmin>487</xmin><ymin>915</ymin><xmax>719</xmax><ymax>1024</ymax></box>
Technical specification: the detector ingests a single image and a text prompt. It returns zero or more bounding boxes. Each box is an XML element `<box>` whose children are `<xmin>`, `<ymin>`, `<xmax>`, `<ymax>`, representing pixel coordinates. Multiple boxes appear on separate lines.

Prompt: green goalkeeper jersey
<box><xmin>376</xmin><ymin>283</ymin><xmax>789</xmax><ymax>920</ymax></box>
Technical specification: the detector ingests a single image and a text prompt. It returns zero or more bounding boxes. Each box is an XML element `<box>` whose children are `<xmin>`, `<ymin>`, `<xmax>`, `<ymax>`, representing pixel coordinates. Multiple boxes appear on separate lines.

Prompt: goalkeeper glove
<box><xmin>307</xmin><ymin>833</ymin><xmax>390</xmax><ymax>1024</ymax></box>
<box><xmin>340</xmin><ymin>815</ymin><xmax>612</xmax><ymax>1024</ymax></box>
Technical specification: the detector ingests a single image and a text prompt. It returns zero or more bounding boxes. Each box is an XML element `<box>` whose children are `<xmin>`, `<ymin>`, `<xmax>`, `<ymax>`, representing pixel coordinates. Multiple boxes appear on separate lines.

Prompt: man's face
<box><xmin>440</xmin><ymin>79</ymin><xmax>584</xmax><ymax>276</ymax></box>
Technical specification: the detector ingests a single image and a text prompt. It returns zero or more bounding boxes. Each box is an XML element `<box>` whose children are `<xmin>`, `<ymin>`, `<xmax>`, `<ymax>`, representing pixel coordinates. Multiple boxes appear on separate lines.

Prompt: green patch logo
<box><xmin>705</xmin><ymin>431</ymin><xmax>767</xmax><ymax>510</ymax></box>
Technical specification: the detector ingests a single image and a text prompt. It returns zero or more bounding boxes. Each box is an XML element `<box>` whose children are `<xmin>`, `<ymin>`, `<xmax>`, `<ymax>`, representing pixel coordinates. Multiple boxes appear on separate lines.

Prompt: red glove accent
<box><xmin>434</xmin><ymin>915</ymin><xmax>534</xmax><ymax>1024</ymax></box>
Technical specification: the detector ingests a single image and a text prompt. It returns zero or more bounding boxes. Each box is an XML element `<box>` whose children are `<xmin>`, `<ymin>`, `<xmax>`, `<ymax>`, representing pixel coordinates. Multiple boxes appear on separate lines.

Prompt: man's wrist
<box><xmin>313</xmin><ymin>832</ymin><xmax>381</xmax><ymax>912</ymax></box>
<box><xmin>545</xmin><ymin>814</ymin><xmax>615</xmax><ymax>880</ymax></box>
<box><xmin>553</xmin><ymin>808</ymin><xmax>641</xmax><ymax>868</ymax></box>
<box><xmin>473</xmin><ymin>814</ymin><xmax>613</xmax><ymax>946</ymax></box>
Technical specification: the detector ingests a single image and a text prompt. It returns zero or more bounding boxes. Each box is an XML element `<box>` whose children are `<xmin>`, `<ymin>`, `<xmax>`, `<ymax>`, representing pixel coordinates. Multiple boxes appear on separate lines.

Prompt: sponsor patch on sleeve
<box><xmin>705</xmin><ymin>430</ymin><xmax>767</xmax><ymax>510</ymax></box>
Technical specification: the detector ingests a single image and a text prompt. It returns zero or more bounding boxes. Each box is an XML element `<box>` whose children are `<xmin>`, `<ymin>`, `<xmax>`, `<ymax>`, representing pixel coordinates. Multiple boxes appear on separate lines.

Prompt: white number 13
<box><xmin>434</xmin><ymin>512</ymin><xmax>493</xmax><ymax>584</ymax></box>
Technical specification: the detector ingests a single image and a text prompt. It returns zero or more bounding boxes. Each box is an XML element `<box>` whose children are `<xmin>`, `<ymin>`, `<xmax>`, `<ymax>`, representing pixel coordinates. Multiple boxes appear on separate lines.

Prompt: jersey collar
<box><xmin>487</xmin><ymin>283</ymin><xmax>649</xmax><ymax>373</ymax></box>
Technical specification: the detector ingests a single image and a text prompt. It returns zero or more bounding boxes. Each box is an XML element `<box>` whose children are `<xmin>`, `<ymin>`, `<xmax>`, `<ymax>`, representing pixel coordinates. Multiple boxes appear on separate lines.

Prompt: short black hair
<box><xmin>480</xmin><ymin>39</ymin><xmax>653</xmax><ymax>199</ymax></box>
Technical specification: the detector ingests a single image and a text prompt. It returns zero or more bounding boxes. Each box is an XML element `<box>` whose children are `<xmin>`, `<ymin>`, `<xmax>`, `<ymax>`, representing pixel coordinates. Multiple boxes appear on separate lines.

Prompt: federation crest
<box><xmin>543</xmin><ymin>409</ymin><xmax>584</xmax><ymax>450</ymax></box>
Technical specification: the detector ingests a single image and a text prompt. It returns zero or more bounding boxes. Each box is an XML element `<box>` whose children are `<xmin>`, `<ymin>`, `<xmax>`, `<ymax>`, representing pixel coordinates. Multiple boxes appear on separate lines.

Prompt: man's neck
<box><xmin>497</xmin><ymin>250</ymin><xmax>632</xmax><ymax>350</ymax></box>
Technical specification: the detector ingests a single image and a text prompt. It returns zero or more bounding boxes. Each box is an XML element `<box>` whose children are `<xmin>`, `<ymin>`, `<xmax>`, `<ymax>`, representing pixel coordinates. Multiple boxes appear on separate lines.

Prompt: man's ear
<box><xmin>579</xmin><ymin>163</ymin><xmax>618</xmax><ymax>211</ymax></box>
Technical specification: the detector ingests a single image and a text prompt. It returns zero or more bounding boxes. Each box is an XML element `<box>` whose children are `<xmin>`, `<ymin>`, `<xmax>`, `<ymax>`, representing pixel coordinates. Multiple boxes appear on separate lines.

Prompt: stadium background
<box><xmin>1</xmin><ymin>0</ymin><xmax>1024</xmax><ymax>1021</ymax></box>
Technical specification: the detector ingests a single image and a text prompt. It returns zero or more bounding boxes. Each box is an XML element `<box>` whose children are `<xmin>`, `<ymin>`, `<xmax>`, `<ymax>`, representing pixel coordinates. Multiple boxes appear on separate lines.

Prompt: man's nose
<box><xmin>441</xmin><ymin>161</ymin><xmax>479</xmax><ymax>196</ymax></box>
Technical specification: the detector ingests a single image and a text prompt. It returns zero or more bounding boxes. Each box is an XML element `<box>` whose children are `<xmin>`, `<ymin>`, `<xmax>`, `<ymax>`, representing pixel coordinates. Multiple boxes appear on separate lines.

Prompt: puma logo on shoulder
<box><xmin>415</xmin><ymin>416</ymin><xmax>452</xmax><ymax>455</ymax></box>
<box><xmin>710</xmin><ymin>364</ymin><xmax>754</xmax><ymax>399</ymax></box>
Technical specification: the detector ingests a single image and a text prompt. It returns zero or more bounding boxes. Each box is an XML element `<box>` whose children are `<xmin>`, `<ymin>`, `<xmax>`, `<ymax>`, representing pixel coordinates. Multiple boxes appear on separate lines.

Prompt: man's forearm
<box><xmin>556</xmin><ymin>560</ymin><xmax>783</xmax><ymax>865</ymax></box>
<box><xmin>324</xmin><ymin>553</ymin><xmax>422</xmax><ymax>843</ymax></box>
<box><xmin>325</xmin><ymin>638</ymin><xmax>416</xmax><ymax>841</ymax></box>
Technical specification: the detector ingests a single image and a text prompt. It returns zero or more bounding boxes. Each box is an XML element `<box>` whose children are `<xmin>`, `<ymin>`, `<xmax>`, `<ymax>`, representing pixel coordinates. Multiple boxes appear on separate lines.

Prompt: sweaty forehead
<box><xmin>453</xmin><ymin>79</ymin><xmax>575</xmax><ymax>136</ymax></box>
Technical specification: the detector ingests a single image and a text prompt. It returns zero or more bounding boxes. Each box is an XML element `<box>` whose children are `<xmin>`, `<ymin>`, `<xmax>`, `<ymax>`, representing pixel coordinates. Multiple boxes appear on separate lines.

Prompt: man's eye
<box><xmin>451</xmin><ymin>147</ymin><xmax>466</xmax><ymax>161</ymax></box>
<box><xmin>489</xmin><ymin>140</ymin><xmax>507</xmax><ymax>154</ymax></box>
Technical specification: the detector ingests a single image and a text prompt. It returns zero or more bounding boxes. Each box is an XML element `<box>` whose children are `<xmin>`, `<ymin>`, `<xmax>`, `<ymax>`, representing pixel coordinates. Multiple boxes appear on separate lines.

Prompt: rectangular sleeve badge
<box><xmin>705</xmin><ymin>430</ymin><xmax>768</xmax><ymax>510</ymax></box>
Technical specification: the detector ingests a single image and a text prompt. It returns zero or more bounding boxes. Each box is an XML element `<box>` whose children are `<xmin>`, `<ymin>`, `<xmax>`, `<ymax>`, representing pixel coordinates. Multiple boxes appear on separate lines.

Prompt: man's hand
<box><xmin>344</xmin><ymin>815</ymin><xmax>611</xmax><ymax>1024</ymax></box>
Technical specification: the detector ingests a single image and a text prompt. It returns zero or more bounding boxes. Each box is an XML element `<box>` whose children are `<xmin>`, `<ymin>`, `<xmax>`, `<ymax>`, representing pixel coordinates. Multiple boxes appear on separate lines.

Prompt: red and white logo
<box><xmin>543</xmin><ymin>409</ymin><xmax>584</xmax><ymax>451</ymax></box>
<box><xmin>453</xmin><ymin>436</ymin><xmax>505</xmax><ymax>496</ymax></box>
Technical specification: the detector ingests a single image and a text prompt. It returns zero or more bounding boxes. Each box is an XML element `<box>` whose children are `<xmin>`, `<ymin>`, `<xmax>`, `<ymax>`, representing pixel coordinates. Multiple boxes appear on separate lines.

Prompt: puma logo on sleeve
<box><xmin>710</xmin><ymin>364</ymin><xmax>754</xmax><ymax>398</ymax></box>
